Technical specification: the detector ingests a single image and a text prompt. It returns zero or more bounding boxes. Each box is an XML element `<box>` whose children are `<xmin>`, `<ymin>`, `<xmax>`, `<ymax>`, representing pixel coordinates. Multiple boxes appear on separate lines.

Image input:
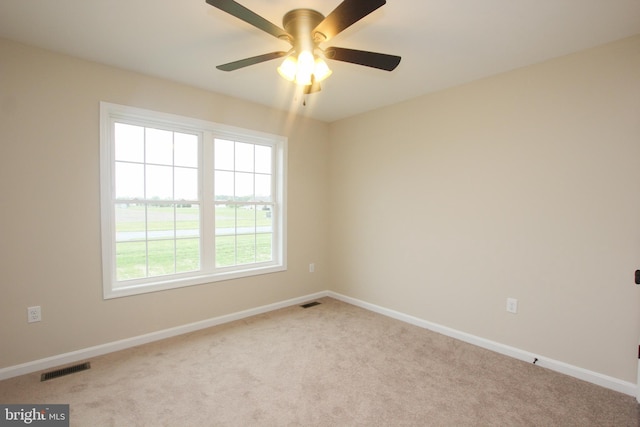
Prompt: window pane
<box><xmin>175</xmin><ymin>167</ymin><xmax>198</xmax><ymax>200</ymax></box>
<box><xmin>148</xmin><ymin>205</ymin><xmax>175</xmax><ymax>240</ymax></box>
<box><xmin>216</xmin><ymin>235</ymin><xmax>235</xmax><ymax>267</ymax></box>
<box><xmin>116</xmin><ymin>241</ymin><xmax>147</xmax><ymax>282</ymax></box>
<box><xmin>115</xmin><ymin>204</ymin><xmax>146</xmax><ymax>242</ymax></box>
<box><xmin>146</xmin><ymin>128</ymin><xmax>173</xmax><ymax>165</ymax></box>
<box><xmin>236</xmin><ymin>234</ymin><xmax>256</xmax><ymax>264</ymax></box>
<box><xmin>176</xmin><ymin>205</ymin><xmax>200</xmax><ymax>237</ymax></box>
<box><xmin>257</xmin><ymin>205</ymin><xmax>273</xmax><ymax>233</ymax></box>
<box><xmin>215</xmin><ymin>204</ymin><xmax>234</xmax><ymax>235</ymax></box>
<box><xmin>176</xmin><ymin>238</ymin><xmax>200</xmax><ymax>273</ymax></box>
<box><xmin>176</xmin><ymin>205</ymin><xmax>200</xmax><ymax>272</ymax></box>
<box><xmin>255</xmin><ymin>145</ymin><xmax>272</xmax><ymax>174</ymax></box>
<box><xmin>235</xmin><ymin>142</ymin><xmax>254</xmax><ymax>172</ymax></box>
<box><xmin>214</xmin><ymin>139</ymin><xmax>234</xmax><ymax>170</ymax></box>
<box><xmin>215</xmin><ymin>171</ymin><xmax>234</xmax><ymax>201</ymax></box>
<box><xmin>148</xmin><ymin>240</ymin><xmax>175</xmax><ymax>277</ymax></box>
<box><xmin>237</xmin><ymin>206</ymin><xmax>255</xmax><ymax>234</ymax></box>
<box><xmin>255</xmin><ymin>174</ymin><xmax>271</xmax><ymax>202</ymax></box>
<box><xmin>115</xmin><ymin>162</ymin><xmax>144</xmax><ymax>199</ymax></box>
<box><xmin>115</xmin><ymin>123</ymin><xmax>144</xmax><ymax>163</ymax></box>
<box><xmin>256</xmin><ymin>233</ymin><xmax>272</xmax><ymax>262</ymax></box>
<box><xmin>235</xmin><ymin>172</ymin><xmax>253</xmax><ymax>201</ymax></box>
<box><xmin>174</xmin><ymin>133</ymin><xmax>198</xmax><ymax>167</ymax></box>
<box><xmin>146</xmin><ymin>165</ymin><xmax>173</xmax><ymax>200</ymax></box>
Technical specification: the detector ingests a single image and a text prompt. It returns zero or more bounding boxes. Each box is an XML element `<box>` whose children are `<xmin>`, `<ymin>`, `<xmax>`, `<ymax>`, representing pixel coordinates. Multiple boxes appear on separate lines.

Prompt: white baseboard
<box><xmin>327</xmin><ymin>291</ymin><xmax>637</xmax><ymax>398</ymax></box>
<box><xmin>0</xmin><ymin>291</ymin><xmax>329</xmax><ymax>381</ymax></box>
<box><xmin>1</xmin><ymin>289</ymin><xmax>637</xmax><ymax>400</ymax></box>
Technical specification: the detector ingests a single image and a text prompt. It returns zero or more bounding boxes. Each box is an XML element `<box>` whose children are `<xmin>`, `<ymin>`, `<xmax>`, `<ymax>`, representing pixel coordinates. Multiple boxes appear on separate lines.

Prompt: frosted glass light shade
<box><xmin>313</xmin><ymin>57</ymin><xmax>332</xmax><ymax>82</ymax></box>
<box><xmin>277</xmin><ymin>56</ymin><xmax>298</xmax><ymax>81</ymax></box>
<box><xmin>295</xmin><ymin>51</ymin><xmax>314</xmax><ymax>86</ymax></box>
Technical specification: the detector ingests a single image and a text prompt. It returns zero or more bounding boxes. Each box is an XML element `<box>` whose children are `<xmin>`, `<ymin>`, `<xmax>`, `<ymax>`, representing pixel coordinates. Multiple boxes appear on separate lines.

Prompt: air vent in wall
<box><xmin>300</xmin><ymin>301</ymin><xmax>321</xmax><ymax>309</ymax></box>
<box><xmin>41</xmin><ymin>362</ymin><xmax>91</xmax><ymax>381</ymax></box>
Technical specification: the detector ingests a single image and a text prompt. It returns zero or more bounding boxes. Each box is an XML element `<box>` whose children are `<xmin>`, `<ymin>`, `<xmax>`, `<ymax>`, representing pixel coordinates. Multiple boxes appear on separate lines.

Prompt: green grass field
<box><xmin>115</xmin><ymin>204</ymin><xmax>273</xmax><ymax>281</ymax></box>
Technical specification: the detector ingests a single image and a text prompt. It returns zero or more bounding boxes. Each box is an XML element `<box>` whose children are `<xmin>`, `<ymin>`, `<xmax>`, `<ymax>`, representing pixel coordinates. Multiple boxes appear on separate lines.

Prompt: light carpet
<box><xmin>1</xmin><ymin>297</ymin><xmax>638</xmax><ymax>426</ymax></box>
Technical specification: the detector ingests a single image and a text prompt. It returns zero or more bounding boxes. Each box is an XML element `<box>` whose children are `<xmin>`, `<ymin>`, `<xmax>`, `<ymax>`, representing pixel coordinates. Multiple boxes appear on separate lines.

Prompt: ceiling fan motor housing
<box><xmin>282</xmin><ymin>9</ymin><xmax>325</xmax><ymax>53</ymax></box>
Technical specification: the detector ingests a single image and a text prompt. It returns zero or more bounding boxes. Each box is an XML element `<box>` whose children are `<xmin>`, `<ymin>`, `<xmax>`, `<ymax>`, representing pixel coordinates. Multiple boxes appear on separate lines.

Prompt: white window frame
<box><xmin>100</xmin><ymin>102</ymin><xmax>287</xmax><ymax>299</ymax></box>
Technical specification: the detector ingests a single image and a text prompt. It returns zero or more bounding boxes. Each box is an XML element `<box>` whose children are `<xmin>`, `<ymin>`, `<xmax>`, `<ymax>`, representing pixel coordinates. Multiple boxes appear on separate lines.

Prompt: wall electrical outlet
<box><xmin>506</xmin><ymin>298</ymin><xmax>518</xmax><ymax>314</ymax></box>
<box><xmin>309</xmin><ymin>263</ymin><xmax>315</xmax><ymax>273</ymax></box>
<box><xmin>27</xmin><ymin>306</ymin><xmax>41</xmax><ymax>323</ymax></box>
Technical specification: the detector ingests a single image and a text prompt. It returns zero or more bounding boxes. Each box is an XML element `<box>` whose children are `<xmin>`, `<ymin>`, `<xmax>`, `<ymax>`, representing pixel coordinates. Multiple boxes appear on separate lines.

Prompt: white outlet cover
<box><xmin>27</xmin><ymin>306</ymin><xmax>41</xmax><ymax>323</ymax></box>
<box><xmin>506</xmin><ymin>298</ymin><xmax>518</xmax><ymax>314</ymax></box>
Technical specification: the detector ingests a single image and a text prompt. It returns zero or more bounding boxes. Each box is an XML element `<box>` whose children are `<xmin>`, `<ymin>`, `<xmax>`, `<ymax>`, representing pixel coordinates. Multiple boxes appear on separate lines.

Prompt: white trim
<box><xmin>327</xmin><ymin>291</ymin><xmax>638</xmax><ymax>398</ymax></box>
<box><xmin>1</xmin><ymin>289</ymin><xmax>636</xmax><ymax>399</ymax></box>
<box><xmin>0</xmin><ymin>291</ymin><xmax>329</xmax><ymax>381</ymax></box>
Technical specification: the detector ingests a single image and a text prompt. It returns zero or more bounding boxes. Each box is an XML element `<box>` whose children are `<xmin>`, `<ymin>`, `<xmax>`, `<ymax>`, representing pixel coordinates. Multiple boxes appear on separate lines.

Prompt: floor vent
<box><xmin>41</xmin><ymin>362</ymin><xmax>91</xmax><ymax>382</ymax></box>
<box><xmin>301</xmin><ymin>301</ymin><xmax>321</xmax><ymax>309</ymax></box>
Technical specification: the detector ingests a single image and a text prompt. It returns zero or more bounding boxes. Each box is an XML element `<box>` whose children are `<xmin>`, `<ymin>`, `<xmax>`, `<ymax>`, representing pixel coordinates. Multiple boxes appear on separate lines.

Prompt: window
<box><xmin>100</xmin><ymin>102</ymin><xmax>286</xmax><ymax>298</ymax></box>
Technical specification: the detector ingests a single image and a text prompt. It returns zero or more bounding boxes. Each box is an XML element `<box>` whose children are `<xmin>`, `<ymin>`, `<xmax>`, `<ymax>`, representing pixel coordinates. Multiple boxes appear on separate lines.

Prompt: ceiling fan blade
<box><xmin>313</xmin><ymin>0</ymin><xmax>386</xmax><ymax>43</ymax></box>
<box><xmin>216</xmin><ymin>51</ymin><xmax>288</xmax><ymax>71</ymax></box>
<box><xmin>324</xmin><ymin>47</ymin><xmax>401</xmax><ymax>71</ymax></box>
<box><xmin>206</xmin><ymin>0</ymin><xmax>290</xmax><ymax>41</ymax></box>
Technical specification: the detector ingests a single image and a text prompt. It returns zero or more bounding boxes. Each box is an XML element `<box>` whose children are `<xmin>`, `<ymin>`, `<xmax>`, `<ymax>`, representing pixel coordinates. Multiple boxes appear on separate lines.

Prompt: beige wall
<box><xmin>329</xmin><ymin>35</ymin><xmax>640</xmax><ymax>384</ymax></box>
<box><xmin>0</xmin><ymin>39</ymin><xmax>330</xmax><ymax>368</ymax></box>
<box><xmin>2</xmin><ymin>34</ymin><xmax>640</xmax><ymax>386</ymax></box>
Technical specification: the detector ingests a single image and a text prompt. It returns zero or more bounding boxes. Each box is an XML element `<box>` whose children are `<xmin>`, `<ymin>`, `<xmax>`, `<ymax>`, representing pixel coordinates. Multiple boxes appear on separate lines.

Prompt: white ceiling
<box><xmin>1</xmin><ymin>1</ymin><xmax>639</xmax><ymax>122</ymax></box>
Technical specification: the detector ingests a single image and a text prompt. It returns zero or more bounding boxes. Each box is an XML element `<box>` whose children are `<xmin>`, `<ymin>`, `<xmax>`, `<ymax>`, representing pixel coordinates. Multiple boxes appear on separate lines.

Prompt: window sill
<box><xmin>103</xmin><ymin>264</ymin><xmax>287</xmax><ymax>299</ymax></box>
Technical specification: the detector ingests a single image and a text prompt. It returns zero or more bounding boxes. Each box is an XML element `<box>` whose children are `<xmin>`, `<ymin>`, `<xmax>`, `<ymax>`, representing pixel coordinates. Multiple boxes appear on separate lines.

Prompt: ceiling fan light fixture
<box><xmin>295</xmin><ymin>71</ymin><xmax>312</xmax><ymax>86</ymax></box>
<box><xmin>277</xmin><ymin>56</ymin><xmax>298</xmax><ymax>81</ymax></box>
<box><xmin>313</xmin><ymin>56</ymin><xmax>332</xmax><ymax>82</ymax></box>
<box><xmin>278</xmin><ymin>51</ymin><xmax>332</xmax><ymax>86</ymax></box>
<box><xmin>295</xmin><ymin>50</ymin><xmax>315</xmax><ymax>85</ymax></box>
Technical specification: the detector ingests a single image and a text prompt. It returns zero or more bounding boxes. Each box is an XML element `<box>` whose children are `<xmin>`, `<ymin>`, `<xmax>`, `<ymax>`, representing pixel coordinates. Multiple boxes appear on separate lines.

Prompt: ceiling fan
<box><xmin>205</xmin><ymin>0</ymin><xmax>401</xmax><ymax>94</ymax></box>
